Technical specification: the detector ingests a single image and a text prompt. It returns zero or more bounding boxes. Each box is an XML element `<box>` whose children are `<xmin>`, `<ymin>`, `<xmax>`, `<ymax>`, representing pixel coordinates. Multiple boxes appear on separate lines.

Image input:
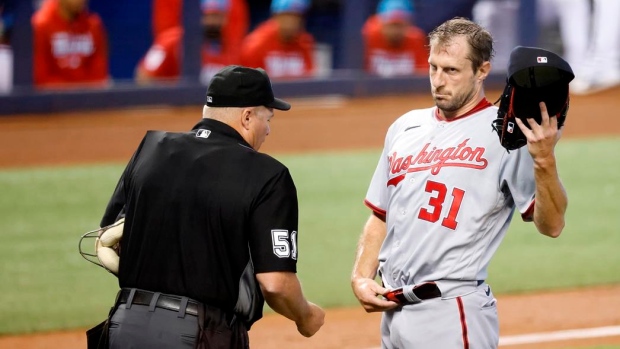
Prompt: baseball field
<box><xmin>0</xmin><ymin>88</ymin><xmax>619</xmax><ymax>349</ymax></box>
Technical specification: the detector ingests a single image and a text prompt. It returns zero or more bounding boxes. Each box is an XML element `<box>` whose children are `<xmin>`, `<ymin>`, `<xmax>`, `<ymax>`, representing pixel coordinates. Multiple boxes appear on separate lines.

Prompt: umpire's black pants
<box><xmin>108</xmin><ymin>289</ymin><xmax>249</xmax><ymax>349</ymax></box>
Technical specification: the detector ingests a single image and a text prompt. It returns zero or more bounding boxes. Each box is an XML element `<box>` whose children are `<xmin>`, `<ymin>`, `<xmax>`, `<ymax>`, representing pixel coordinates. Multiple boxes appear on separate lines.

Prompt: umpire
<box><xmin>98</xmin><ymin>65</ymin><xmax>325</xmax><ymax>348</ymax></box>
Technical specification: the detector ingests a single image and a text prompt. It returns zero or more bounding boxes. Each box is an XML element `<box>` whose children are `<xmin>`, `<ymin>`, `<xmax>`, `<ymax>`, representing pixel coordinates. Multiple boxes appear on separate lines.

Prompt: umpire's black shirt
<box><xmin>100</xmin><ymin>118</ymin><xmax>299</xmax><ymax>326</ymax></box>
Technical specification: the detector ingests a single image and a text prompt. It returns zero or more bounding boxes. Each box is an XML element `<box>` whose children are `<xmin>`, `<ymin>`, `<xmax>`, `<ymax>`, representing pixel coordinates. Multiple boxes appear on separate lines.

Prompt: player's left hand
<box><xmin>351</xmin><ymin>277</ymin><xmax>399</xmax><ymax>313</ymax></box>
<box><xmin>515</xmin><ymin>102</ymin><xmax>562</xmax><ymax>162</ymax></box>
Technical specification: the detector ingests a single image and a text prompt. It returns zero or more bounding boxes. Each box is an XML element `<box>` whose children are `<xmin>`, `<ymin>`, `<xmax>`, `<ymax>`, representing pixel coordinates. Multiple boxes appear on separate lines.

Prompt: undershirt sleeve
<box><xmin>499</xmin><ymin>146</ymin><xmax>536</xmax><ymax>219</ymax></box>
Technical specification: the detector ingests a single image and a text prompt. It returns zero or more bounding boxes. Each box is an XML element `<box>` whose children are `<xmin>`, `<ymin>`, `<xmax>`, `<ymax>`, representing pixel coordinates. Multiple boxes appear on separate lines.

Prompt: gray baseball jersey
<box><xmin>366</xmin><ymin>101</ymin><xmax>536</xmax><ymax>347</ymax></box>
<box><xmin>365</xmin><ymin>99</ymin><xmax>535</xmax><ymax>349</ymax></box>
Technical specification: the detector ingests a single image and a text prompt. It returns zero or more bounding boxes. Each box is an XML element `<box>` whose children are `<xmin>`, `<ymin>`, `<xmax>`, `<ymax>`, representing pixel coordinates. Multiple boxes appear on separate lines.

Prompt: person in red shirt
<box><xmin>240</xmin><ymin>0</ymin><xmax>315</xmax><ymax>80</ymax></box>
<box><xmin>152</xmin><ymin>0</ymin><xmax>182</xmax><ymax>38</ymax></box>
<box><xmin>135</xmin><ymin>26</ymin><xmax>183</xmax><ymax>84</ymax></box>
<box><xmin>362</xmin><ymin>0</ymin><xmax>429</xmax><ymax>77</ymax></box>
<box><xmin>150</xmin><ymin>0</ymin><xmax>248</xmax><ymax>62</ymax></box>
<box><xmin>136</xmin><ymin>0</ymin><xmax>248</xmax><ymax>85</ymax></box>
<box><xmin>32</xmin><ymin>0</ymin><xmax>109</xmax><ymax>88</ymax></box>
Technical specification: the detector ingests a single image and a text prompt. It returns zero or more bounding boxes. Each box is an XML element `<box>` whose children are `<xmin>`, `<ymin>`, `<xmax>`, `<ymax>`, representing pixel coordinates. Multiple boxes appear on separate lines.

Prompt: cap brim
<box><xmin>266</xmin><ymin>98</ymin><xmax>291</xmax><ymax>111</ymax></box>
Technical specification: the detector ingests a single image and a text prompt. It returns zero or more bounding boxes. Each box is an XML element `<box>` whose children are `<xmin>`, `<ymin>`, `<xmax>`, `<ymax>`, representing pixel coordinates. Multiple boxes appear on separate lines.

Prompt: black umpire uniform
<box><xmin>99</xmin><ymin>66</ymin><xmax>297</xmax><ymax>348</ymax></box>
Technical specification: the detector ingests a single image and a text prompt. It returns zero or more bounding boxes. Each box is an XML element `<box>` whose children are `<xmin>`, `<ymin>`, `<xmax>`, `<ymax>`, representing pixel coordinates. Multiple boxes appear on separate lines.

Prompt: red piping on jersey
<box><xmin>457</xmin><ymin>297</ymin><xmax>470</xmax><ymax>349</ymax></box>
<box><xmin>364</xmin><ymin>199</ymin><xmax>386</xmax><ymax>217</ymax></box>
<box><xmin>434</xmin><ymin>98</ymin><xmax>493</xmax><ymax>122</ymax></box>
<box><xmin>521</xmin><ymin>199</ymin><xmax>535</xmax><ymax>222</ymax></box>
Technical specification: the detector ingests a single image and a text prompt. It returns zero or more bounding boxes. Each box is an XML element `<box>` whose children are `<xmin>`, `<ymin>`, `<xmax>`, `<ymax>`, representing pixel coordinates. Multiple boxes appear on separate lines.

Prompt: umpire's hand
<box><xmin>296</xmin><ymin>302</ymin><xmax>325</xmax><ymax>337</ymax></box>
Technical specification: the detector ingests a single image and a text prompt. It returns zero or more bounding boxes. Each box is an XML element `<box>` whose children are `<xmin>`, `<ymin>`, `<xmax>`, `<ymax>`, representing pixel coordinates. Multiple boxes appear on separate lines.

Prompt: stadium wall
<box><xmin>0</xmin><ymin>0</ymin><xmax>537</xmax><ymax>115</ymax></box>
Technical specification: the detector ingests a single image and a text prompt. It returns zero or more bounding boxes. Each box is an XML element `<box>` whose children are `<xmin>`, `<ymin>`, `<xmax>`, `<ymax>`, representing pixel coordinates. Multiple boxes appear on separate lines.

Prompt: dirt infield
<box><xmin>0</xmin><ymin>87</ymin><xmax>619</xmax><ymax>348</ymax></box>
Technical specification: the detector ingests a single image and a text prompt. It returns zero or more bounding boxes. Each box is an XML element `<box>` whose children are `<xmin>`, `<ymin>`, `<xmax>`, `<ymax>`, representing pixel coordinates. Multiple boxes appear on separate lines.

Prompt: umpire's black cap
<box><xmin>206</xmin><ymin>65</ymin><xmax>291</xmax><ymax>111</ymax></box>
<box><xmin>506</xmin><ymin>46</ymin><xmax>575</xmax><ymax>121</ymax></box>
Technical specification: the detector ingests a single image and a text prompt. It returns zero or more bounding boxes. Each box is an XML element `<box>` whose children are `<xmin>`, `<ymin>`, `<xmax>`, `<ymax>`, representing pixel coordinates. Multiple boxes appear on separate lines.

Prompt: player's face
<box><xmin>201</xmin><ymin>12</ymin><xmax>226</xmax><ymax>40</ymax></box>
<box><xmin>381</xmin><ymin>21</ymin><xmax>408</xmax><ymax>47</ymax></box>
<box><xmin>249</xmin><ymin>106</ymin><xmax>274</xmax><ymax>151</ymax></box>
<box><xmin>428</xmin><ymin>36</ymin><xmax>483</xmax><ymax>118</ymax></box>
<box><xmin>275</xmin><ymin>13</ymin><xmax>304</xmax><ymax>43</ymax></box>
<box><xmin>59</xmin><ymin>0</ymin><xmax>87</xmax><ymax>16</ymax></box>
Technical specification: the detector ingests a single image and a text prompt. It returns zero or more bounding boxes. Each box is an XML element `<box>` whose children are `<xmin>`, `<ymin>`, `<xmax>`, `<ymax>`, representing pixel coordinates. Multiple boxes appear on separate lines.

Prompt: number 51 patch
<box><xmin>271</xmin><ymin>230</ymin><xmax>298</xmax><ymax>260</ymax></box>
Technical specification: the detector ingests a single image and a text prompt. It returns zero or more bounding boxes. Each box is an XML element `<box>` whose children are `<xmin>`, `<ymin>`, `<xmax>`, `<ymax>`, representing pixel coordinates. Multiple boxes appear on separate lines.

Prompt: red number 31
<box><xmin>418</xmin><ymin>180</ymin><xmax>465</xmax><ymax>230</ymax></box>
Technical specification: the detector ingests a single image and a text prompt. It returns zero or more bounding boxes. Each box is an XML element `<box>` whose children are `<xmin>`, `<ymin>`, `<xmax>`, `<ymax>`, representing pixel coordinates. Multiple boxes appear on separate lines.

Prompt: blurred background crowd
<box><xmin>0</xmin><ymin>0</ymin><xmax>618</xmax><ymax>95</ymax></box>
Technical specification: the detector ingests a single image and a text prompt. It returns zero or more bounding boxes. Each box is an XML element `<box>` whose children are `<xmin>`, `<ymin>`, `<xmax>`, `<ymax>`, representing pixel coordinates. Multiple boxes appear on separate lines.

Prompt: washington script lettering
<box><xmin>387</xmin><ymin>139</ymin><xmax>488</xmax><ymax>186</ymax></box>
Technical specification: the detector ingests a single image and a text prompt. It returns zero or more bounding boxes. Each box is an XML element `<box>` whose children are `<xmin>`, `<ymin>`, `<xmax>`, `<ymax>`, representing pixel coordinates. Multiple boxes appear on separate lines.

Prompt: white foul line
<box><xmin>499</xmin><ymin>325</ymin><xmax>620</xmax><ymax>346</ymax></box>
<box><xmin>364</xmin><ymin>325</ymin><xmax>620</xmax><ymax>348</ymax></box>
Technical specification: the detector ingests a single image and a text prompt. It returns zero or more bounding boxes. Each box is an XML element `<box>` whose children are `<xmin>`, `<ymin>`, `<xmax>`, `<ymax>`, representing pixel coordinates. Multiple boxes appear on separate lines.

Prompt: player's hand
<box><xmin>515</xmin><ymin>102</ymin><xmax>561</xmax><ymax>163</ymax></box>
<box><xmin>351</xmin><ymin>277</ymin><xmax>399</xmax><ymax>312</ymax></box>
<box><xmin>296</xmin><ymin>302</ymin><xmax>325</xmax><ymax>337</ymax></box>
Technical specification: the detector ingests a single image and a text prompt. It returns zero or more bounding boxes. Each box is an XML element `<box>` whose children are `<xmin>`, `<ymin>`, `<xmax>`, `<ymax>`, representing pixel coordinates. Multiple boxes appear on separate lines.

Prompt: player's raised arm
<box><xmin>515</xmin><ymin>102</ymin><xmax>567</xmax><ymax>238</ymax></box>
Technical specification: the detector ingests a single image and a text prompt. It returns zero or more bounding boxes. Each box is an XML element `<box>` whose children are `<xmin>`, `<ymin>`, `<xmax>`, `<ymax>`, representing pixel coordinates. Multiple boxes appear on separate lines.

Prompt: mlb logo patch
<box><xmin>196</xmin><ymin>129</ymin><xmax>211</xmax><ymax>138</ymax></box>
<box><xmin>507</xmin><ymin>122</ymin><xmax>515</xmax><ymax>133</ymax></box>
<box><xmin>537</xmin><ymin>56</ymin><xmax>548</xmax><ymax>63</ymax></box>
<box><xmin>207</xmin><ymin>96</ymin><xmax>213</xmax><ymax>103</ymax></box>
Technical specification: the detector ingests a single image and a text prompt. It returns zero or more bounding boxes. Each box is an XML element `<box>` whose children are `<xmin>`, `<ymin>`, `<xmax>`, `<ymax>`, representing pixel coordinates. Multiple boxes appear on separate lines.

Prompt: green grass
<box><xmin>0</xmin><ymin>166</ymin><xmax>122</xmax><ymax>334</ymax></box>
<box><xmin>487</xmin><ymin>138</ymin><xmax>620</xmax><ymax>293</ymax></box>
<box><xmin>0</xmin><ymin>138</ymin><xmax>618</xmax><ymax>334</ymax></box>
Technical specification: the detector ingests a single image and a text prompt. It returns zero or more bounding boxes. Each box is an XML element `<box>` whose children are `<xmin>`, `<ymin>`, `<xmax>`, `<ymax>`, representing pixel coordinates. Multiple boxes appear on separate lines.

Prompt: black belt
<box><xmin>118</xmin><ymin>289</ymin><xmax>200</xmax><ymax>317</ymax></box>
<box><xmin>385</xmin><ymin>282</ymin><xmax>442</xmax><ymax>304</ymax></box>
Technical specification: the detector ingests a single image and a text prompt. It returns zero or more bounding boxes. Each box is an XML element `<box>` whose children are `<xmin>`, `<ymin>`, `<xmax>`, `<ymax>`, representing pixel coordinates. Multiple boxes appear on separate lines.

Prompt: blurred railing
<box><xmin>0</xmin><ymin>0</ymin><xmax>537</xmax><ymax>115</ymax></box>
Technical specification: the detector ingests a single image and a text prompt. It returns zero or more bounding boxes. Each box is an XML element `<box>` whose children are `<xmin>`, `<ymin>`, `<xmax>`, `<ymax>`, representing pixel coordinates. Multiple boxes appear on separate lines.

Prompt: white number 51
<box><xmin>271</xmin><ymin>230</ymin><xmax>298</xmax><ymax>260</ymax></box>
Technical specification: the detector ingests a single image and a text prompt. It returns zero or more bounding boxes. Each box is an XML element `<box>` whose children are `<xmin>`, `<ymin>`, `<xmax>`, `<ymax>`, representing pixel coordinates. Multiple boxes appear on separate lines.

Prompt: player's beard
<box><xmin>433</xmin><ymin>87</ymin><xmax>477</xmax><ymax>114</ymax></box>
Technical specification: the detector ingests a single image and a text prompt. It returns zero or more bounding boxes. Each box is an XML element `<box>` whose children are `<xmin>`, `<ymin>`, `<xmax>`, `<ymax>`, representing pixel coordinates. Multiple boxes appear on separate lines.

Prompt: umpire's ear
<box><xmin>240</xmin><ymin>107</ymin><xmax>254</xmax><ymax>130</ymax></box>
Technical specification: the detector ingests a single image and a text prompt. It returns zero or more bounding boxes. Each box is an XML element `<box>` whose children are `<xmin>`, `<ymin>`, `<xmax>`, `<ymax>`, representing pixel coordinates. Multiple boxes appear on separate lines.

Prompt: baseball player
<box><xmin>351</xmin><ymin>18</ymin><xmax>568</xmax><ymax>348</ymax></box>
<box><xmin>94</xmin><ymin>66</ymin><xmax>324</xmax><ymax>348</ymax></box>
<box><xmin>240</xmin><ymin>0</ymin><xmax>315</xmax><ymax>79</ymax></box>
<box><xmin>32</xmin><ymin>0</ymin><xmax>109</xmax><ymax>88</ymax></box>
<box><xmin>362</xmin><ymin>0</ymin><xmax>429</xmax><ymax>77</ymax></box>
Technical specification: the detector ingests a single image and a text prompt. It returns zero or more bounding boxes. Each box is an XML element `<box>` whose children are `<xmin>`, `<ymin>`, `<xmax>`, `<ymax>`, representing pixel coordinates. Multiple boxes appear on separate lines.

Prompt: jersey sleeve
<box><xmin>364</xmin><ymin>127</ymin><xmax>394</xmax><ymax>216</ymax></box>
<box><xmin>498</xmin><ymin>147</ymin><xmax>536</xmax><ymax>220</ymax></box>
<box><xmin>137</xmin><ymin>27</ymin><xmax>182</xmax><ymax>79</ymax></box>
<box><xmin>239</xmin><ymin>31</ymin><xmax>266</xmax><ymax>70</ymax></box>
<box><xmin>31</xmin><ymin>17</ymin><xmax>57</xmax><ymax>86</ymax></box>
<box><xmin>225</xmin><ymin>0</ymin><xmax>250</xmax><ymax>61</ymax></box>
<box><xmin>100</xmin><ymin>135</ymin><xmax>147</xmax><ymax>227</ymax></box>
<box><xmin>409</xmin><ymin>26</ymin><xmax>430</xmax><ymax>72</ymax></box>
<box><xmin>361</xmin><ymin>16</ymin><xmax>379</xmax><ymax>73</ymax></box>
<box><xmin>249</xmin><ymin>167</ymin><xmax>298</xmax><ymax>274</ymax></box>
<box><xmin>301</xmin><ymin>33</ymin><xmax>315</xmax><ymax>76</ymax></box>
<box><xmin>88</xmin><ymin>15</ymin><xmax>109</xmax><ymax>82</ymax></box>
<box><xmin>152</xmin><ymin>0</ymin><xmax>182</xmax><ymax>37</ymax></box>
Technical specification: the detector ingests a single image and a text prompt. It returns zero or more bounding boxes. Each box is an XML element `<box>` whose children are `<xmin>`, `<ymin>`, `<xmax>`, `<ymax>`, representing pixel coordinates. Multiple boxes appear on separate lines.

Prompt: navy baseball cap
<box><xmin>206</xmin><ymin>65</ymin><xmax>291</xmax><ymax>110</ymax></box>
<box><xmin>506</xmin><ymin>46</ymin><xmax>574</xmax><ymax>121</ymax></box>
<box><xmin>508</xmin><ymin>46</ymin><xmax>574</xmax><ymax>88</ymax></box>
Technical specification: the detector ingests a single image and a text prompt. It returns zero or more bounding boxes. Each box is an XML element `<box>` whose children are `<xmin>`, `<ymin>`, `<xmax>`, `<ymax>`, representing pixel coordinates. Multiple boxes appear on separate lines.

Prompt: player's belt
<box><xmin>385</xmin><ymin>282</ymin><xmax>442</xmax><ymax>305</ymax></box>
<box><xmin>118</xmin><ymin>288</ymin><xmax>200</xmax><ymax>316</ymax></box>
